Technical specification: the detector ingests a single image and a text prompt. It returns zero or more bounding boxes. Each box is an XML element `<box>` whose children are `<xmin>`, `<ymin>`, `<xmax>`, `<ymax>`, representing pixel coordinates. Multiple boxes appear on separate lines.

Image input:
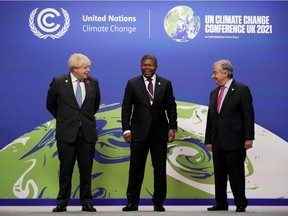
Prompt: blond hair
<box><xmin>68</xmin><ymin>53</ymin><xmax>91</xmax><ymax>71</ymax></box>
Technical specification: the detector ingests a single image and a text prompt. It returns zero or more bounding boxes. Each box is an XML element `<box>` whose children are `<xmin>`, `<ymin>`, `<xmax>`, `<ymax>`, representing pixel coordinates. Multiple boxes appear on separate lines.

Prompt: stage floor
<box><xmin>0</xmin><ymin>206</ymin><xmax>287</xmax><ymax>216</ymax></box>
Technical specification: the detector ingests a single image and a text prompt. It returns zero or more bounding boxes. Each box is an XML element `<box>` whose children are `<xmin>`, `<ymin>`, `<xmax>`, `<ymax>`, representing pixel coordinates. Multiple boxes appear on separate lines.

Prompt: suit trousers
<box><xmin>212</xmin><ymin>148</ymin><xmax>248</xmax><ymax>207</ymax></box>
<box><xmin>56</xmin><ymin>127</ymin><xmax>95</xmax><ymax>206</ymax></box>
<box><xmin>126</xmin><ymin>131</ymin><xmax>167</xmax><ymax>205</ymax></box>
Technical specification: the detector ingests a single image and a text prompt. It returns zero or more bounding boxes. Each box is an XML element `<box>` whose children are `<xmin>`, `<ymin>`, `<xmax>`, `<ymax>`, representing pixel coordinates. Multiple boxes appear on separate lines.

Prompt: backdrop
<box><xmin>0</xmin><ymin>0</ymin><xmax>287</xmax><ymax>205</ymax></box>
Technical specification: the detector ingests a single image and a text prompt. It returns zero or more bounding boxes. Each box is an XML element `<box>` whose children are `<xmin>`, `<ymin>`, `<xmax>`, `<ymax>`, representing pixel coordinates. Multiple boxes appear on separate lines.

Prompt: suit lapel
<box><xmin>137</xmin><ymin>76</ymin><xmax>151</xmax><ymax>105</ymax></box>
<box><xmin>153</xmin><ymin>76</ymin><xmax>162</xmax><ymax>104</ymax></box>
<box><xmin>83</xmin><ymin>78</ymin><xmax>91</xmax><ymax>105</ymax></box>
<box><xmin>65</xmin><ymin>74</ymin><xmax>75</xmax><ymax>98</ymax></box>
<box><xmin>65</xmin><ymin>73</ymin><xmax>79</xmax><ymax>109</ymax></box>
<box><xmin>220</xmin><ymin>80</ymin><xmax>236</xmax><ymax>113</ymax></box>
<box><xmin>212</xmin><ymin>88</ymin><xmax>219</xmax><ymax>112</ymax></box>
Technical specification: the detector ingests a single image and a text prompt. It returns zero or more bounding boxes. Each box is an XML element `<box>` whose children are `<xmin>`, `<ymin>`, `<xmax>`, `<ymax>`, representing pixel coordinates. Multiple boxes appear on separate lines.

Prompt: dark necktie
<box><xmin>147</xmin><ymin>78</ymin><xmax>153</xmax><ymax>102</ymax></box>
<box><xmin>76</xmin><ymin>80</ymin><xmax>82</xmax><ymax>107</ymax></box>
<box><xmin>217</xmin><ymin>85</ymin><xmax>225</xmax><ymax>113</ymax></box>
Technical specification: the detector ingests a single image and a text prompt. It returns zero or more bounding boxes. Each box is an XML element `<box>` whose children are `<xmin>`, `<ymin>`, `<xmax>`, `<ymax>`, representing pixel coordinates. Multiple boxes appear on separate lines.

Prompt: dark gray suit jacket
<box><xmin>205</xmin><ymin>80</ymin><xmax>254</xmax><ymax>151</ymax></box>
<box><xmin>121</xmin><ymin>75</ymin><xmax>177</xmax><ymax>142</ymax></box>
<box><xmin>46</xmin><ymin>73</ymin><xmax>101</xmax><ymax>143</ymax></box>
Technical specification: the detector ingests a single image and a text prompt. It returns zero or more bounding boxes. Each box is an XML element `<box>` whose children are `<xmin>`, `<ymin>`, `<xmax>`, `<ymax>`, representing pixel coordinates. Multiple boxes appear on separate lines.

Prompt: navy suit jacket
<box><xmin>205</xmin><ymin>80</ymin><xmax>255</xmax><ymax>151</ymax></box>
<box><xmin>46</xmin><ymin>73</ymin><xmax>101</xmax><ymax>143</ymax></box>
<box><xmin>121</xmin><ymin>75</ymin><xmax>177</xmax><ymax>142</ymax></box>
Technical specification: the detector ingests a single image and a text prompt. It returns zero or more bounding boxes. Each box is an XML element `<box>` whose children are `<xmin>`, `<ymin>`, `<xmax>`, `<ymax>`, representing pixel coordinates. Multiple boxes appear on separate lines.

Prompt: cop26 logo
<box><xmin>29</xmin><ymin>8</ymin><xmax>70</xmax><ymax>39</ymax></box>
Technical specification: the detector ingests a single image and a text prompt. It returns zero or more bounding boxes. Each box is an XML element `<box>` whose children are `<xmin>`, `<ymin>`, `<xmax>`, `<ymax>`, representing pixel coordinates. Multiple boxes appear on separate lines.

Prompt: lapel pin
<box><xmin>65</xmin><ymin>80</ymin><xmax>68</xmax><ymax>83</ymax></box>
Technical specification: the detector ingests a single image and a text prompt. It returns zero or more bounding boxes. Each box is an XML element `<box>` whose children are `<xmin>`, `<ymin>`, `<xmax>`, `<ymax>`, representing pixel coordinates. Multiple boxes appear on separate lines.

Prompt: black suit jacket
<box><xmin>122</xmin><ymin>75</ymin><xmax>177</xmax><ymax>142</ymax></box>
<box><xmin>46</xmin><ymin>73</ymin><xmax>101</xmax><ymax>143</ymax></box>
<box><xmin>205</xmin><ymin>80</ymin><xmax>254</xmax><ymax>151</ymax></box>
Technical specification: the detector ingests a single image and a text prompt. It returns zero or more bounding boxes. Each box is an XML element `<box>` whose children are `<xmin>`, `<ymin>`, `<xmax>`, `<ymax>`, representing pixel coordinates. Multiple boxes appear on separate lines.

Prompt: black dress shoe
<box><xmin>236</xmin><ymin>206</ymin><xmax>246</xmax><ymax>212</ymax></box>
<box><xmin>52</xmin><ymin>205</ymin><xmax>67</xmax><ymax>212</ymax></box>
<box><xmin>207</xmin><ymin>204</ymin><xmax>228</xmax><ymax>211</ymax></box>
<box><xmin>82</xmin><ymin>204</ymin><xmax>96</xmax><ymax>212</ymax></box>
<box><xmin>122</xmin><ymin>203</ymin><xmax>138</xmax><ymax>211</ymax></box>
<box><xmin>154</xmin><ymin>204</ymin><xmax>165</xmax><ymax>212</ymax></box>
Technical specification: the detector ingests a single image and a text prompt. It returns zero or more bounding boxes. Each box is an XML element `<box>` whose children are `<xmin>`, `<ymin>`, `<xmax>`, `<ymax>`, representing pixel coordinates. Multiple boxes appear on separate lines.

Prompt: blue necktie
<box><xmin>76</xmin><ymin>80</ymin><xmax>82</xmax><ymax>107</ymax></box>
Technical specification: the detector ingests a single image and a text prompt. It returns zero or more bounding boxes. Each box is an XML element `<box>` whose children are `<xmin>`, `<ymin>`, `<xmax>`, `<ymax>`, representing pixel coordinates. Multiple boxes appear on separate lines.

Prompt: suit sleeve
<box><xmin>241</xmin><ymin>86</ymin><xmax>255</xmax><ymax>140</ymax></box>
<box><xmin>46</xmin><ymin>78</ymin><xmax>58</xmax><ymax>118</ymax></box>
<box><xmin>121</xmin><ymin>81</ymin><xmax>133</xmax><ymax>132</ymax></box>
<box><xmin>93</xmin><ymin>79</ymin><xmax>101</xmax><ymax>114</ymax></box>
<box><xmin>204</xmin><ymin>91</ymin><xmax>213</xmax><ymax>144</ymax></box>
<box><xmin>205</xmin><ymin>109</ymin><xmax>212</xmax><ymax>144</ymax></box>
<box><xmin>166</xmin><ymin>81</ymin><xmax>178</xmax><ymax>130</ymax></box>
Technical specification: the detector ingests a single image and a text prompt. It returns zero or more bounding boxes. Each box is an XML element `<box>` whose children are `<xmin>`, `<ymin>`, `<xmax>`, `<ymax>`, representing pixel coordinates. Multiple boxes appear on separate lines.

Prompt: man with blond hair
<box><xmin>46</xmin><ymin>53</ymin><xmax>101</xmax><ymax>212</ymax></box>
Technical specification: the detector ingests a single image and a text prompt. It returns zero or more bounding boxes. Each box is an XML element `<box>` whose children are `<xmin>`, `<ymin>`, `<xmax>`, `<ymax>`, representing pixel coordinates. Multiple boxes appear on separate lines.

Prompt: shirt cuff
<box><xmin>123</xmin><ymin>130</ymin><xmax>131</xmax><ymax>135</ymax></box>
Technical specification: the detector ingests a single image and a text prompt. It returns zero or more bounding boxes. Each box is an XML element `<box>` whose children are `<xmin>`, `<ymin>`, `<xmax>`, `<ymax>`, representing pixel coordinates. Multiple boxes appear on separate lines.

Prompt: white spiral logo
<box><xmin>29</xmin><ymin>8</ymin><xmax>70</xmax><ymax>39</ymax></box>
<box><xmin>37</xmin><ymin>8</ymin><xmax>61</xmax><ymax>33</ymax></box>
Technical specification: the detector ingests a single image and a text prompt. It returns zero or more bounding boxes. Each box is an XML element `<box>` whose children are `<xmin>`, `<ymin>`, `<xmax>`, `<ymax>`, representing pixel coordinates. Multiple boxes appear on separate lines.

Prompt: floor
<box><xmin>0</xmin><ymin>206</ymin><xmax>287</xmax><ymax>216</ymax></box>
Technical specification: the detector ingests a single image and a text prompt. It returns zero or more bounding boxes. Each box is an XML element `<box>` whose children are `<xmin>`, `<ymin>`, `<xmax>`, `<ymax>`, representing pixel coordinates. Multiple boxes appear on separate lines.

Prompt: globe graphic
<box><xmin>164</xmin><ymin>6</ymin><xmax>201</xmax><ymax>42</ymax></box>
<box><xmin>0</xmin><ymin>102</ymin><xmax>215</xmax><ymax>199</ymax></box>
<box><xmin>1</xmin><ymin>102</ymin><xmax>288</xmax><ymax>200</ymax></box>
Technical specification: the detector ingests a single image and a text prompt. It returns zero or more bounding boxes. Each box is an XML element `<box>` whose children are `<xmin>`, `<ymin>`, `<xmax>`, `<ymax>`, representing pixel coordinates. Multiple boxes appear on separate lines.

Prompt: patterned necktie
<box><xmin>147</xmin><ymin>78</ymin><xmax>153</xmax><ymax>102</ymax></box>
<box><xmin>76</xmin><ymin>80</ymin><xmax>82</xmax><ymax>107</ymax></box>
<box><xmin>217</xmin><ymin>85</ymin><xmax>225</xmax><ymax>113</ymax></box>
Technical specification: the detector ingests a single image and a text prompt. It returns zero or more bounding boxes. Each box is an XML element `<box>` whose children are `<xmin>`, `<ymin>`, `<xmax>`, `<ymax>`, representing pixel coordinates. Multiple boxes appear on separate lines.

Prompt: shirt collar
<box><xmin>70</xmin><ymin>72</ymin><xmax>78</xmax><ymax>82</ymax></box>
<box><xmin>143</xmin><ymin>74</ymin><xmax>156</xmax><ymax>82</ymax></box>
<box><xmin>224</xmin><ymin>79</ymin><xmax>233</xmax><ymax>89</ymax></box>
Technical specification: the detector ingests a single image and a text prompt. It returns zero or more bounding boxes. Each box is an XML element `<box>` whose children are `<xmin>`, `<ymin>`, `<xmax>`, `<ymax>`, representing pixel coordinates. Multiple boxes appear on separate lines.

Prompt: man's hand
<box><xmin>124</xmin><ymin>132</ymin><xmax>132</xmax><ymax>143</ymax></box>
<box><xmin>168</xmin><ymin>129</ymin><xmax>176</xmax><ymax>143</ymax></box>
<box><xmin>206</xmin><ymin>144</ymin><xmax>212</xmax><ymax>151</ymax></box>
<box><xmin>245</xmin><ymin>140</ymin><xmax>253</xmax><ymax>149</ymax></box>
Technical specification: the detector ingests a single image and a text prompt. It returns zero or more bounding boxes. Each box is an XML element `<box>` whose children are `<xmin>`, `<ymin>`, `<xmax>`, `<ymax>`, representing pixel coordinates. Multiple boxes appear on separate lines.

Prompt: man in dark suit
<box><xmin>121</xmin><ymin>54</ymin><xmax>177</xmax><ymax>212</ymax></box>
<box><xmin>46</xmin><ymin>53</ymin><xmax>101</xmax><ymax>212</ymax></box>
<box><xmin>205</xmin><ymin>59</ymin><xmax>255</xmax><ymax>212</ymax></box>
